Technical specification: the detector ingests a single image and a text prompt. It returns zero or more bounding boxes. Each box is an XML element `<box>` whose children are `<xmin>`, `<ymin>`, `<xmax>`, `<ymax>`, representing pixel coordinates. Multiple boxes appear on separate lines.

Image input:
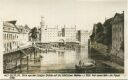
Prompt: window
<box><xmin>3</xmin><ymin>34</ymin><xmax>4</xmax><ymax>39</ymax></box>
<box><xmin>12</xmin><ymin>27</ymin><xmax>14</xmax><ymax>30</ymax></box>
<box><xmin>8</xmin><ymin>28</ymin><xmax>10</xmax><ymax>30</ymax></box>
<box><xmin>4</xmin><ymin>34</ymin><xmax>6</xmax><ymax>39</ymax></box>
<box><xmin>8</xmin><ymin>34</ymin><xmax>10</xmax><ymax>39</ymax></box>
<box><xmin>15</xmin><ymin>34</ymin><xmax>16</xmax><ymax>39</ymax></box>
<box><xmin>10</xmin><ymin>34</ymin><xmax>11</xmax><ymax>39</ymax></box>
<box><xmin>9</xmin><ymin>34</ymin><xmax>10</xmax><ymax>39</ymax></box>
<box><xmin>7</xmin><ymin>34</ymin><xmax>8</xmax><ymax>40</ymax></box>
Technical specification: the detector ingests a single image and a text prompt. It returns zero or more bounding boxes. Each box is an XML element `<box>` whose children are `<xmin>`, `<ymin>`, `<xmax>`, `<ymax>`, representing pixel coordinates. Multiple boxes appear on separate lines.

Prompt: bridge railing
<box><xmin>4</xmin><ymin>44</ymin><xmax>32</xmax><ymax>54</ymax></box>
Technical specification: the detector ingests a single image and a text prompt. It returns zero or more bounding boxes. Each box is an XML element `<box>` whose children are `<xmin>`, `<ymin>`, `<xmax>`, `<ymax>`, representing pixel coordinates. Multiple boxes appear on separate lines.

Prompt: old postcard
<box><xmin>0</xmin><ymin>0</ymin><xmax>127</xmax><ymax>79</ymax></box>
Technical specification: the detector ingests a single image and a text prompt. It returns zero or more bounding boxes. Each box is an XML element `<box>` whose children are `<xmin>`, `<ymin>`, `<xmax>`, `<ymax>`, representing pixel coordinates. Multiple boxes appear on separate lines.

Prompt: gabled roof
<box><xmin>17</xmin><ymin>25</ymin><xmax>30</xmax><ymax>33</ymax></box>
<box><xmin>3</xmin><ymin>20</ymin><xmax>20</xmax><ymax>33</ymax></box>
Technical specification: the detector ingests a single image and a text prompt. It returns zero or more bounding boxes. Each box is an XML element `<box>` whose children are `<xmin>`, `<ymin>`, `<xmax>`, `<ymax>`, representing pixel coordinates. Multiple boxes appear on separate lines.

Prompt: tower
<box><xmin>40</xmin><ymin>16</ymin><xmax>45</xmax><ymax>28</ymax></box>
<box><xmin>40</xmin><ymin>16</ymin><xmax>45</xmax><ymax>42</ymax></box>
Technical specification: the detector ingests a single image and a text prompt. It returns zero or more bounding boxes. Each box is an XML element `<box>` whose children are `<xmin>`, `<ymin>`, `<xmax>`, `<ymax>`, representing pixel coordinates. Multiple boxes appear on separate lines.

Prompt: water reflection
<box><xmin>40</xmin><ymin>45</ymin><xmax>88</xmax><ymax>72</ymax></box>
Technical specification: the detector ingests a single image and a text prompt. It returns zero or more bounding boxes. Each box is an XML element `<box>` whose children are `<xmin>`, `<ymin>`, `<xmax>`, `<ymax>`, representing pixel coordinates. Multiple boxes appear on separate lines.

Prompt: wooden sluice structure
<box><xmin>3</xmin><ymin>45</ymin><xmax>42</xmax><ymax>73</ymax></box>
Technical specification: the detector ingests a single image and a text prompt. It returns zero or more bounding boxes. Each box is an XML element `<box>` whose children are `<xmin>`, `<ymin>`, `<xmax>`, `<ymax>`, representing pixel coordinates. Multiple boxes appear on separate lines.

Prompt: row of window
<box><xmin>4</xmin><ymin>41</ymin><xmax>19</xmax><ymax>51</ymax></box>
<box><xmin>3</xmin><ymin>26</ymin><xmax>15</xmax><ymax>31</ymax></box>
<box><xmin>112</xmin><ymin>32</ymin><xmax>123</xmax><ymax>42</ymax></box>
<box><xmin>3</xmin><ymin>33</ymin><xmax>18</xmax><ymax>40</ymax></box>
<box><xmin>112</xmin><ymin>24</ymin><xmax>123</xmax><ymax>32</ymax></box>
<box><xmin>112</xmin><ymin>42</ymin><xmax>121</xmax><ymax>49</ymax></box>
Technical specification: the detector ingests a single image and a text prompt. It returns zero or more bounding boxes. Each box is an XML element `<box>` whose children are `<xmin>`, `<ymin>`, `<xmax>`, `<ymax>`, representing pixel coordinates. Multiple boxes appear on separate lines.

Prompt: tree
<box><xmin>29</xmin><ymin>27</ymin><xmax>38</xmax><ymax>43</ymax></box>
<box><xmin>103</xmin><ymin>18</ymin><xmax>112</xmax><ymax>45</ymax></box>
<box><xmin>90</xmin><ymin>22</ymin><xmax>104</xmax><ymax>43</ymax></box>
<box><xmin>96</xmin><ymin>22</ymin><xmax>103</xmax><ymax>34</ymax></box>
<box><xmin>94</xmin><ymin>22</ymin><xmax>104</xmax><ymax>43</ymax></box>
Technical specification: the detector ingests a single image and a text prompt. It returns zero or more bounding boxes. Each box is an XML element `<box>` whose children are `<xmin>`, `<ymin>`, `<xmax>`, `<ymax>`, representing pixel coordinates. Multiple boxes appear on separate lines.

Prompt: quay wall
<box><xmin>88</xmin><ymin>41</ymin><xmax>124</xmax><ymax>66</ymax></box>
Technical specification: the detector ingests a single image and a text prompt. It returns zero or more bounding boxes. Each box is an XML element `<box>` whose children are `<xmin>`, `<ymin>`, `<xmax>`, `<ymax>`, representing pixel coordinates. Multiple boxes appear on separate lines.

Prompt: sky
<box><xmin>0</xmin><ymin>0</ymin><xmax>127</xmax><ymax>31</ymax></box>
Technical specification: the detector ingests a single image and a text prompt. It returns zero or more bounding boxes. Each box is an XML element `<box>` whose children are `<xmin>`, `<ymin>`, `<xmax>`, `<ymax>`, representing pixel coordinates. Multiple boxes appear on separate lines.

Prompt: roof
<box><xmin>6</xmin><ymin>20</ymin><xmax>17</xmax><ymax>25</ymax></box>
<box><xmin>17</xmin><ymin>25</ymin><xmax>30</xmax><ymax>33</ymax></box>
<box><xmin>111</xmin><ymin>12</ymin><xmax>124</xmax><ymax>24</ymax></box>
<box><xmin>3</xmin><ymin>20</ymin><xmax>20</xmax><ymax>33</ymax></box>
<box><xmin>24</xmin><ymin>25</ymin><xmax>31</xmax><ymax>30</ymax></box>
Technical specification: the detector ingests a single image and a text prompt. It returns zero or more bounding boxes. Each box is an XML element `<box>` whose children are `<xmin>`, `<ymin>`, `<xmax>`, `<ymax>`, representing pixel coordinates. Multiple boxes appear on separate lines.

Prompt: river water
<box><xmin>39</xmin><ymin>44</ymin><xmax>89</xmax><ymax>73</ymax></box>
<box><xmin>13</xmin><ymin>43</ymin><xmax>121</xmax><ymax>73</ymax></box>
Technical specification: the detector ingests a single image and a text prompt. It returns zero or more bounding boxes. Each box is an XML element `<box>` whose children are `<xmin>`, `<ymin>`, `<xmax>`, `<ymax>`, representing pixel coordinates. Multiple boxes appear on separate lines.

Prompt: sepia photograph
<box><xmin>0</xmin><ymin>0</ymin><xmax>127</xmax><ymax>79</ymax></box>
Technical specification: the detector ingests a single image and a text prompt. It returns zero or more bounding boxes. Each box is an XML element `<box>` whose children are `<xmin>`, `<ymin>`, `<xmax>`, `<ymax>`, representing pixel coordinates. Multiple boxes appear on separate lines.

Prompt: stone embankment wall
<box><xmin>89</xmin><ymin>41</ymin><xmax>124</xmax><ymax>66</ymax></box>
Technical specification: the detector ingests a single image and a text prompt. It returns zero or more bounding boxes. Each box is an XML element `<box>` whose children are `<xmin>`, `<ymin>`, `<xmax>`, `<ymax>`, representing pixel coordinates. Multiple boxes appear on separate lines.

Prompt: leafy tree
<box><xmin>103</xmin><ymin>18</ymin><xmax>112</xmax><ymax>45</ymax></box>
<box><xmin>29</xmin><ymin>27</ymin><xmax>38</xmax><ymax>43</ymax></box>
<box><xmin>94</xmin><ymin>22</ymin><xmax>104</xmax><ymax>43</ymax></box>
<box><xmin>96</xmin><ymin>22</ymin><xmax>103</xmax><ymax>34</ymax></box>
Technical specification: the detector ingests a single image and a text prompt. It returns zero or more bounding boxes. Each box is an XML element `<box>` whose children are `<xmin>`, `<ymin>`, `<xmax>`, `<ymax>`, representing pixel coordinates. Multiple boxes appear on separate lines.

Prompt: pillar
<box><xmin>27</xmin><ymin>56</ymin><xmax>29</xmax><ymax>73</ymax></box>
<box><xmin>34</xmin><ymin>48</ymin><xmax>36</xmax><ymax>64</ymax></box>
<box><xmin>15</xmin><ymin>59</ymin><xmax>17</xmax><ymax>73</ymax></box>
<box><xmin>20</xmin><ymin>53</ymin><xmax>22</xmax><ymax>73</ymax></box>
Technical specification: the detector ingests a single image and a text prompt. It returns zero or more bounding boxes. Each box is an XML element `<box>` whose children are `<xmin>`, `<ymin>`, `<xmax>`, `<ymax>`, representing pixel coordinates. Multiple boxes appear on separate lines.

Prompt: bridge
<box><xmin>3</xmin><ymin>43</ymin><xmax>43</xmax><ymax>73</ymax></box>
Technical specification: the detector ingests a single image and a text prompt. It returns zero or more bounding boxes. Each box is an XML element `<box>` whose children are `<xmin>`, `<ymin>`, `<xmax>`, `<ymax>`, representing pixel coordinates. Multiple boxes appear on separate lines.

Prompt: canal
<box><xmin>7</xmin><ymin>43</ymin><xmax>122</xmax><ymax>74</ymax></box>
<box><xmin>40</xmin><ymin>45</ymin><xmax>88</xmax><ymax>73</ymax></box>
<box><xmin>19</xmin><ymin>44</ymin><xmax>91</xmax><ymax>74</ymax></box>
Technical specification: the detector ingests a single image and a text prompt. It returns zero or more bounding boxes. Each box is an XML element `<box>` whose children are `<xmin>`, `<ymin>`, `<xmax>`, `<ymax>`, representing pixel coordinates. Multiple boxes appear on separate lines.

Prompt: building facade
<box><xmin>3</xmin><ymin>21</ymin><xmax>31</xmax><ymax>71</ymax></box>
<box><xmin>41</xmin><ymin>26</ymin><xmax>59</xmax><ymax>42</ymax></box>
<box><xmin>111</xmin><ymin>12</ymin><xmax>124</xmax><ymax>61</ymax></box>
<box><xmin>61</xmin><ymin>27</ymin><xmax>77</xmax><ymax>42</ymax></box>
<box><xmin>3</xmin><ymin>21</ymin><xmax>31</xmax><ymax>53</ymax></box>
<box><xmin>17</xmin><ymin>25</ymin><xmax>30</xmax><ymax>47</ymax></box>
<box><xmin>40</xmin><ymin>17</ymin><xmax>77</xmax><ymax>43</ymax></box>
<box><xmin>41</xmin><ymin>25</ymin><xmax>77</xmax><ymax>43</ymax></box>
<box><xmin>3</xmin><ymin>21</ymin><xmax>20</xmax><ymax>53</ymax></box>
<box><xmin>76</xmin><ymin>30</ymin><xmax>89</xmax><ymax>45</ymax></box>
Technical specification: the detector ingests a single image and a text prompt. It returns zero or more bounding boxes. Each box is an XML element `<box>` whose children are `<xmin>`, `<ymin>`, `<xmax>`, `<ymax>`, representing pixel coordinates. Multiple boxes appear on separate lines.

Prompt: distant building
<box><xmin>41</xmin><ymin>24</ymin><xmax>77</xmax><ymax>43</ymax></box>
<box><xmin>41</xmin><ymin>25</ymin><xmax>59</xmax><ymax>42</ymax></box>
<box><xmin>40</xmin><ymin>17</ymin><xmax>77</xmax><ymax>43</ymax></box>
<box><xmin>62</xmin><ymin>27</ymin><xmax>77</xmax><ymax>42</ymax></box>
<box><xmin>76</xmin><ymin>30</ymin><xmax>81</xmax><ymax>42</ymax></box>
<box><xmin>58</xmin><ymin>30</ymin><xmax>62</xmax><ymax>37</ymax></box>
<box><xmin>3</xmin><ymin>20</ymin><xmax>20</xmax><ymax>53</ymax></box>
<box><xmin>40</xmin><ymin>17</ymin><xmax>59</xmax><ymax>43</ymax></box>
<box><xmin>76</xmin><ymin>30</ymin><xmax>89</xmax><ymax>45</ymax></box>
<box><xmin>17</xmin><ymin>25</ymin><xmax>30</xmax><ymax>47</ymax></box>
<box><xmin>111</xmin><ymin>12</ymin><xmax>124</xmax><ymax>61</ymax></box>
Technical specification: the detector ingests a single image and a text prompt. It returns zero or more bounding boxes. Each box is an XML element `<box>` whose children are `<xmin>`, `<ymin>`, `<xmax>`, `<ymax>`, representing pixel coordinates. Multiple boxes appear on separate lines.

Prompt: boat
<box><xmin>75</xmin><ymin>60</ymin><xmax>95</xmax><ymax>70</ymax></box>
